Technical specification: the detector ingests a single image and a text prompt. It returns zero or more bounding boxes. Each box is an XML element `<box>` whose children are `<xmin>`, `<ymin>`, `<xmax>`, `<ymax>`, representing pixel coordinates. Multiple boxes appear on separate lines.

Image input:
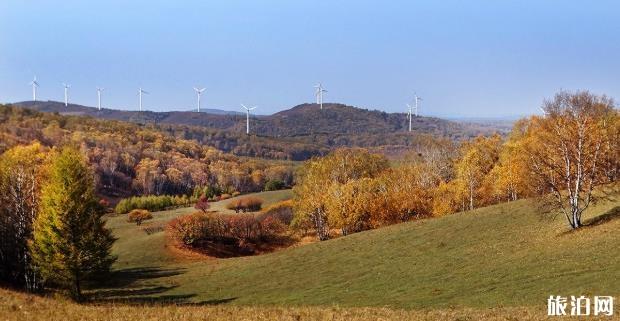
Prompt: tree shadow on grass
<box><xmin>583</xmin><ymin>205</ymin><xmax>620</xmax><ymax>227</ymax></box>
<box><xmin>102</xmin><ymin>267</ymin><xmax>187</xmax><ymax>288</ymax></box>
<box><xmin>87</xmin><ymin>266</ymin><xmax>235</xmax><ymax>305</ymax></box>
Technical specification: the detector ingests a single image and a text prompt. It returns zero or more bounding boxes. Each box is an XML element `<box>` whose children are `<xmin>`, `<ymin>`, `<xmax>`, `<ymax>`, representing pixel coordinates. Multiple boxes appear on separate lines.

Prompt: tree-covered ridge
<box><xmin>12</xmin><ymin>101</ymin><xmax>504</xmax><ymax>160</ymax></box>
<box><xmin>0</xmin><ymin>105</ymin><xmax>295</xmax><ymax>199</ymax></box>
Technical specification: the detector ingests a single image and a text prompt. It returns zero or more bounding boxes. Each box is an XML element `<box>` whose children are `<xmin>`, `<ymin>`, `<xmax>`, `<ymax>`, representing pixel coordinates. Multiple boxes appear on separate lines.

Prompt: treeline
<box><xmin>293</xmin><ymin>91</ymin><xmax>619</xmax><ymax>239</ymax></box>
<box><xmin>0</xmin><ymin>145</ymin><xmax>115</xmax><ymax>299</ymax></box>
<box><xmin>16</xmin><ymin>101</ymin><xmax>502</xmax><ymax>161</ymax></box>
<box><xmin>0</xmin><ymin>105</ymin><xmax>295</xmax><ymax>200</ymax></box>
<box><xmin>114</xmin><ymin>195</ymin><xmax>193</xmax><ymax>214</ymax></box>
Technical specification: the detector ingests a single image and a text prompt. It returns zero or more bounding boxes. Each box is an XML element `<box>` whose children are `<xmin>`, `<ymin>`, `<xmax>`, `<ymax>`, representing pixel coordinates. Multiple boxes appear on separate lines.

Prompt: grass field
<box><xmin>4</xmin><ymin>287</ymin><xmax>617</xmax><ymax>321</ymax></box>
<box><xmin>3</xmin><ymin>188</ymin><xmax>619</xmax><ymax>320</ymax></box>
<box><xmin>95</xmin><ymin>187</ymin><xmax>620</xmax><ymax>311</ymax></box>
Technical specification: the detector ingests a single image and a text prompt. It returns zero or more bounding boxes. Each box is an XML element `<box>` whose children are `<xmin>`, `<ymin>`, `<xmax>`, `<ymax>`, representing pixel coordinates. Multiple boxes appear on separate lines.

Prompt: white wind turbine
<box><xmin>29</xmin><ymin>76</ymin><xmax>39</xmax><ymax>102</ymax></box>
<box><xmin>414</xmin><ymin>93</ymin><xmax>422</xmax><ymax>116</ymax></box>
<box><xmin>193</xmin><ymin>87</ymin><xmax>206</xmax><ymax>112</ymax></box>
<box><xmin>138</xmin><ymin>88</ymin><xmax>149</xmax><ymax>111</ymax></box>
<box><xmin>62</xmin><ymin>83</ymin><xmax>71</xmax><ymax>107</ymax></box>
<box><xmin>241</xmin><ymin>104</ymin><xmax>257</xmax><ymax>135</ymax></box>
<box><xmin>406</xmin><ymin>103</ymin><xmax>413</xmax><ymax>132</ymax></box>
<box><xmin>96</xmin><ymin>87</ymin><xmax>105</xmax><ymax>110</ymax></box>
<box><xmin>314</xmin><ymin>83</ymin><xmax>327</xmax><ymax>109</ymax></box>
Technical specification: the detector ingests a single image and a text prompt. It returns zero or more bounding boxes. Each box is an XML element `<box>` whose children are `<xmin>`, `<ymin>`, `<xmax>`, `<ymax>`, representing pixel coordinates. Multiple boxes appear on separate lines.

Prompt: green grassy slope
<box><xmin>101</xmin><ymin>189</ymin><xmax>620</xmax><ymax>310</ymax></box>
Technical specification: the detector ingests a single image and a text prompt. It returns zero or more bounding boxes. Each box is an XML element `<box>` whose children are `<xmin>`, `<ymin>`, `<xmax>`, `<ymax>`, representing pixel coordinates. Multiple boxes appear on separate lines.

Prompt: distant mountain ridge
<box><xmin>13</xmin><ymin>101</ymin><xmax>506</xmax><ymax>139</ymax></box>
<box><xmin>10</xmin><ymin>100</ymin><xmax>508</xmax><ymax>160</ymax></box>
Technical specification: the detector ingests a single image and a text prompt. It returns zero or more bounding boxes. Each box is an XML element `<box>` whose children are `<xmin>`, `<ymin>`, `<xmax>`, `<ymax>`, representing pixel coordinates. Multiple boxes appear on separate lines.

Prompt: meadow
<box><xmin>5</xmin><ymin>287</ymin><xmax>617</xmax><ymax>321</ymax></box>
<box><xmin>91</xmin><ymin>187</ymin><xmax>620</xmax><ymax>311</ymax></box>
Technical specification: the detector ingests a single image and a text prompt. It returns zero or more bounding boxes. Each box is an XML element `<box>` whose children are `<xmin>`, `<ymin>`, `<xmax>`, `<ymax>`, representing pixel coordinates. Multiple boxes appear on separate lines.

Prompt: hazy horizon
<box><xmin>1</xmin><ymin>1</ymin><xmax>618</xmax><ymax>117</ymax></box>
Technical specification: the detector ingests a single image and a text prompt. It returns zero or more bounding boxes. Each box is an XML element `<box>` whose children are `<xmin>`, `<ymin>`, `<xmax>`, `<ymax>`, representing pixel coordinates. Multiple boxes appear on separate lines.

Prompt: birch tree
<box><xmin>0</xmin><ymin>143</ymin><xmax>47</xmax><ymax>291</ymax></box>
<box><xmin>526</xmin><ymin>91</ymin><xmax>617</xmax><ymax>229</ymax></box>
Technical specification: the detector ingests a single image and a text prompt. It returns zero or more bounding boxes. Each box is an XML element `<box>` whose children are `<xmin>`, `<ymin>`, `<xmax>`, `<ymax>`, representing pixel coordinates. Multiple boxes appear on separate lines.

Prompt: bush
<box><xmin>258</xmin><ymin>200</ymin><xmax>293</xmax><ymax>225</ymax></box>
<box><xmin>167</xmin><ymin>212</ymin><xmax>211</xmax><ymax>245</ymax></box>
<box><xmin>115</xmin><ymin>194</ymin><xmax>190</xmax><ymax>214</ymax></box>
<box><xmin>261</xmin><ymin>215</ymin><xmax>287</xmax><ymax>235</ymax></box>
<box><xmin>264</xmin><ymin>179</ymin><xmax>285</xmax><ymax>191</ymax></box>
<box><xmin>127</xmin><ymin>209</ymin><xmax>153</xmax><ymax>225</ymax></box>
<box><xmin>232</xmin><ymin>191</ymin><xmax>241</xmax><ymax>197</ymax></box>
<box><xmin>167</xmin><ymin>210</ymin><xmax>289</xmax><ymax>249</ymax></box>
<box><xmin>220</xmin><ymin>193</ymin><xmax>232</xmax><ymax>200</ymax></box>
<box><xmin>226</xmin><ymin>196</ymin><xmax>264</xmax><ymax>213</ymax></box>
<box><xmin>194</xmin><ymin>196</ymin><xmax>210</xmax><ymax>213</ymax></box>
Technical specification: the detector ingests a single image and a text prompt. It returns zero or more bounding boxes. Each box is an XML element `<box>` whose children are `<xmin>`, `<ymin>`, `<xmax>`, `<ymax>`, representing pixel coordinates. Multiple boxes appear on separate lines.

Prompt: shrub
<box><xmin>227</xmin><ymin>196</ymin><xmax>264</xmax><ymax>213</ymax></box>
<box><xmin>261</xmin><ymin>215</ymin><xmax>287</xmax><ymax>236</ymax></box>
<box><xmin>167</xmin><ymin>212</ymin><xmax>212</xmax><ymax>245</ymax></box>
<box><xmin>194</xmin><ymin>196</ymin><xmax>210</xmax><ymax>213</ymax></box>
<box><xmin>127</xmin><ymin>209</ymin><xmax>153</xmax><ymax>225</ymax></box>
<box><xmin>232</xmin><ymin>191</ymin><xmax>241</xmax><ymax>197</ymax></box>
<box><xmin>264</xmin><ymin>179</ymin><xmax>285</xmax><ymax>191</ymax></box>
<box><xmin>227</xmin><ymin>215</ymin><xmax>262</xmax><ymax>240</ymax></box>
<box><xmin>258</xmin><ymin>200</ymin><xmax>293</xmax><ymax>225</ymax></box>
<box><xmin>167</xmin><ymin>210</ymin><xmax>289</xmax><ymax>250</ymax></box>
<box><xmin>220</xmin><ymin>193</ymin><xmax>232</xmax><ymax>200</ymax></box>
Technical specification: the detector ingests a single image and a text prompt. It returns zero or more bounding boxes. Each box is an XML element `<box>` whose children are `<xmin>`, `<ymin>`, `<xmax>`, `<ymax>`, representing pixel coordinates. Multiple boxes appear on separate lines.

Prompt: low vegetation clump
<box><xmin>264</xmin><ymin>179</ymin><xmax>285</xmax><ymax>191</ymax></box>
<box><xmin>226</xmin><ymin>196</ymin><xmax>264</xmax><ymax>213</ymax></box>
<box><xmin>114</xmin><ymin>194</ymin><xmax>191</xmax><ymax>214</ymax></box>
<box><xmin>126</xmin><ymin>209</ymin><xmax>153</xmax><ymax>225</ymax></box>
<box><xmin>194</xmin><ymin>195</ymin><xmax>210</xmax><ymax>213</ymax></box>
<box><xmin>168</xmin><ymin>209</ymin><xmax>291</xmax><ymax>256</ymax></box>
<box><xmin>257</xmin><ymin>200</ymin><xmax>294</xmax><ymax>225</ymax></box>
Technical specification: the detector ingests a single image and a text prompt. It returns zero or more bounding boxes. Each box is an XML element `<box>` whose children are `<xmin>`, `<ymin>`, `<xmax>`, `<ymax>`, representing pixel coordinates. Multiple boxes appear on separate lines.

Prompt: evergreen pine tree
<box><xmin>30</xmin><ymin>147</ymin><xmax>115</xmax><ymax>300</ymax></box>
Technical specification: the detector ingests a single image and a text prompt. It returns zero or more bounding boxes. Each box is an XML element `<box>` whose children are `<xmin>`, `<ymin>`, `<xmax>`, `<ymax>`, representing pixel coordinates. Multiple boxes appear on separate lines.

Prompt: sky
<box><xmin>0</xmin><ymin>1</ymin><xmax>619</xmax><ymax>117</ymax></box>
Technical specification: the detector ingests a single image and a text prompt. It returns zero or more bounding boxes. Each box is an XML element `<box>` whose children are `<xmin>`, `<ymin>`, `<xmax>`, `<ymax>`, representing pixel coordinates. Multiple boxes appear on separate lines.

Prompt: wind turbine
<box><xmin>96</xmin><ymin>87</ymin><xmax>104</xmax><ymax>110</ymax></box>
<box><xmin>193</xmin><ymin>87</ymin><xmax>206</xmax><ymax>112</ymax></box>
<box><xmin>29</xmin><ymin>76</ymin><xmax>39</xmax><ymax>102</ymax></box>
<box><xmin>406</xmin><ymin>103</ymin><xmax>413</xmax><ymax>132</ymax></box>
<box><xmin>314</xmin><ymin>83</ymin><xmax>327</xmax><ymax>109</ymax></box>
<box><xmin>241</xmin><ymin>104</ymin><xmax>257</xmax><ymax>135</ymax></box>
<box><xmin>414</xmin><ymin>93</ymin><xmax>422</xmax><ymax>116</ymax></box>
<box><xmin>62</xmin><ymin>83</ymin><xmax>71</xmax><ymax>107</ymax></box>
<box><xmin>138</xmin><ymin>88</ymin><xmax>149</xmax><ymax>111</ymax></box>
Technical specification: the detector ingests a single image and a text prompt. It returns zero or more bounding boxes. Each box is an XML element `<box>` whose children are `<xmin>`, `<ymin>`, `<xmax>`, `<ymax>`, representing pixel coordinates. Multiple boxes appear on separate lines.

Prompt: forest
<box><xmin>0</xmin><ymin>105</ymin><xmax>295</xmax><ymax>200</ymax></box>
<box><xmin>14</xmin><ymin>101</ymin><xmax>504</xmax><ymax>160</ymax></box>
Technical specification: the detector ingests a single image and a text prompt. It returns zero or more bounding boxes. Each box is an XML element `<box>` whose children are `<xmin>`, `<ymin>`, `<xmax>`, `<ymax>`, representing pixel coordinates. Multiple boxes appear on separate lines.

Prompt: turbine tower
<box><xmin>414</xmin><ymin>93</ymin><xmax>422</xmax><ymax>116</ymax></box>
<box><xmin>96</xmin><ymin>87</ymin><xmax>104</xmax><ymax>110</ymax></box>
<box><xmin>406</xmin><ymin>103</ymin><xmax>413</xmax><ymax>132</ymax></box>
<box><xmin>314</xmin><ymin>83</ymin><xmax>327</xmax><ymax>109</ymax></box>
<box><xmin>241</xmin><ymin>104</ymin><xmax>257</xmax><ymax>135</ymax></box>
<box><xmin>138</xmin><ymin>88</ymin><xmax>149</xmax><ymax>111</ymax></box>
<box><xmin>29</xmin><ymin>76</ymin><xmax>39</xmax><ymax>102</ymax></box>
<box><xmin>62</xmin><ymin>83</ymin><xmax>71</xmax><ymax>107</ymax></box>
<box><xmin>193</xmin><ymin>87</ymin><xmax>206</xmax><ymax>112</ymax></box>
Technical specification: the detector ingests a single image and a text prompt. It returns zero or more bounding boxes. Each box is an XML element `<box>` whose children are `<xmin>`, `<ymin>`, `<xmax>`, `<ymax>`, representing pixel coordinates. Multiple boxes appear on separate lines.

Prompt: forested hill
<box><xmin>13</xmin><ymin>101</ymin><xmax>506</xmax><ymax>139</ymax></box>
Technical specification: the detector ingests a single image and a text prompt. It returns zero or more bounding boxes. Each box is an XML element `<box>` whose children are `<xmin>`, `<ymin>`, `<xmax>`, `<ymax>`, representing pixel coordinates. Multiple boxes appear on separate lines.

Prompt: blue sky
<box><xmin>1</xmin><ymin>1</ymin><xmax>618</xmax><ymax>117</ymax></box>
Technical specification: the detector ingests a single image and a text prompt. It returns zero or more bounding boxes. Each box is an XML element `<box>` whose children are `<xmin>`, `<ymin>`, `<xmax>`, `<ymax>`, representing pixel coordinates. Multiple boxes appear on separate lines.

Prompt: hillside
<box><xmin>0</xmin><ymin>105</ymin><xmax>297</xmax><ymax>198</ymax></box>
<box><xmin>14</xmin><ymin>101</ymin><xmax>499</xmax><ymax>138</ymax></box>
<box><xmin>12</xmin><ymin>101</ymin><xmax>506</xmax><ymax>160</ymax></box>
<box><xmin>94</xmin><ymin>188</ymin><xmax>620</xmax><ymax>309</ymax></box>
